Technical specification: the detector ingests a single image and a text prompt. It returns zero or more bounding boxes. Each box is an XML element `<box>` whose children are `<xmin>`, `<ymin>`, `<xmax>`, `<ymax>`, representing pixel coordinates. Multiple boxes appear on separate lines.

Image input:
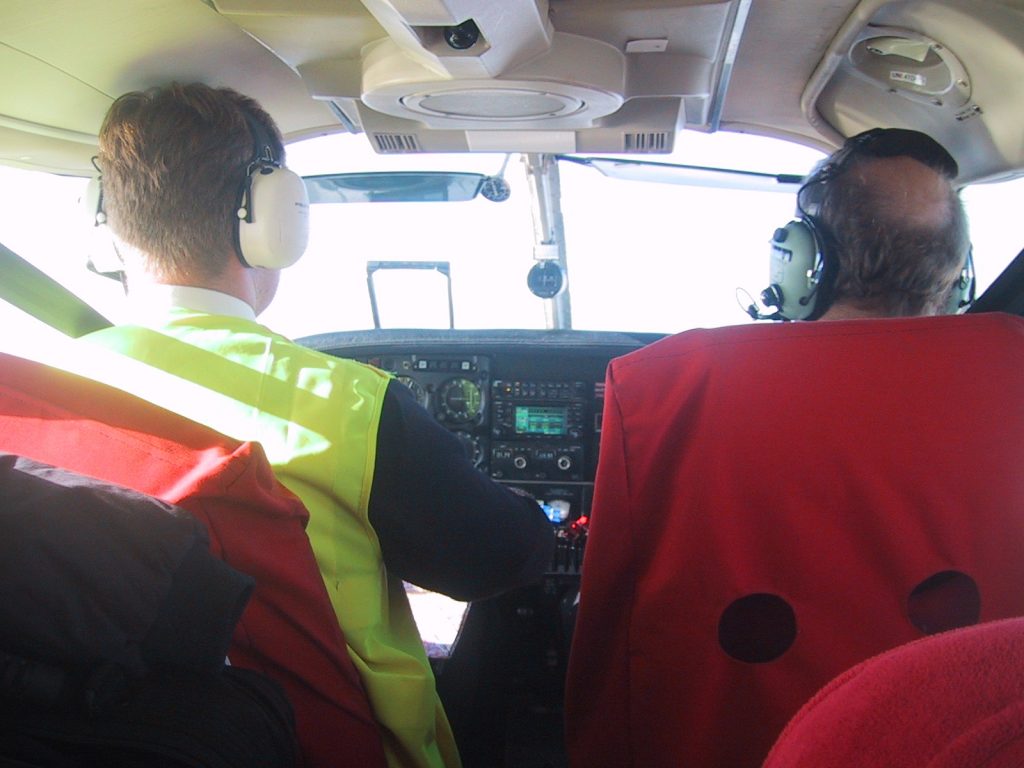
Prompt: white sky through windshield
<box><xmin>0</xmin><ymin>131</ymin><xmax>1021</xmax><ymax>356</ymax></box>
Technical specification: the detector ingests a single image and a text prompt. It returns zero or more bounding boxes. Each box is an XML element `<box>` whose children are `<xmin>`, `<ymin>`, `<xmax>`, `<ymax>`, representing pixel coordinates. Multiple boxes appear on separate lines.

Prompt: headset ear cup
<box><xmin>236</xmin><ymin>165</ymin><xmax>310</xmax><ymax>269</ymax></box>
<box><xmin>84</xmin><ymin>176</ymin><xmax>106</xmax><ymax>226</ymax></box>
<box><xmin>767</xmin><ymin>219</ymin><xmax>824</xmax><ymax>320</ymax></box>
<box><xmin>81</xmin><ymin>175</ymin><xmax>124</xmax><ymax>279</ymax></box>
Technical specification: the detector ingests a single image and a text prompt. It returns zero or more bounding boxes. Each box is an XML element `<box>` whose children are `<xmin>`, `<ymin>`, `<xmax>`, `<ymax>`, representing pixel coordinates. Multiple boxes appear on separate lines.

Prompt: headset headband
<box><xmin>837</xmin><ymin>127</ymin><xmax>958</xmax><ymax>178</ymax></box>
<box><xmin>242</xmin><ymin>111</ymin><xmax>280</xmax><ymax>169</ymax></box>
<box><xmin>799</xmin><ymin>128</ymin><xmax>958</xmax><ymax>217</ymax></box>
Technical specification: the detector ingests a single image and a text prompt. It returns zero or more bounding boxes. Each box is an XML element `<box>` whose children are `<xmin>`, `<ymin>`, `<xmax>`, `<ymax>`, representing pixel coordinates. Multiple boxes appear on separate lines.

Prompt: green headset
<box><xmin>760</xmin><ymin>128</ymin><xmax>975</xmax><ymax>321</ymax></box>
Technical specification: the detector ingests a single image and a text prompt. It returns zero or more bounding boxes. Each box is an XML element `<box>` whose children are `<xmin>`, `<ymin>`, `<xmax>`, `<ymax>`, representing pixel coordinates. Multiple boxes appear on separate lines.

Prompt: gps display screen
<box><xmin>514</xmin><ymin>405</ymin><xmax>568</xmax><ymax>436</ymax></box>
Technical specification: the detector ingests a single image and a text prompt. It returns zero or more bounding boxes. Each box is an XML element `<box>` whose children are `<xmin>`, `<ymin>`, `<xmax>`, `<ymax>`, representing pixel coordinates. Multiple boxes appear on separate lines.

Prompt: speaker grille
<box><xmin>624</xmin><ymin>131</ymin><xmax>671</xmax><ymax>153</ymax></box>
<box><xmin>372</xmin><ymin>133</ymin><xmax>422</xmax><ymax>153</ymax></box>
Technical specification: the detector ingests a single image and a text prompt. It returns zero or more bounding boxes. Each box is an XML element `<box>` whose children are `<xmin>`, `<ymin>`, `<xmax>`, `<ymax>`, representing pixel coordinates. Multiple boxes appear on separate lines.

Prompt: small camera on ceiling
<box><xmin>444</xmin><ymin>19</ymin><xmax>480</xmax><ymax>50</ymax></box>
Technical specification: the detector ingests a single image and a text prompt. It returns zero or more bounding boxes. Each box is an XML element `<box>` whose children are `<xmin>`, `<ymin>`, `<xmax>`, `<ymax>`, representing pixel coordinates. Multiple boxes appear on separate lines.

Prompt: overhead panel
<box><xmin>0</xmin><ymin>0</ymin><xmax>339</xmax><ymax>174</ymax></box>
<box><xmin>0</xmin><ymin>0</ymin><xmax>758</xmax><ymax>166</ymax></box>
<box><xmin>215</xmin><ymin>0</ymin><xmax>743</xmax><ymax>154</ymax></box>
<box><xmin>808</xmin><ymin>0</ymin><xmax>1024</xmax><ymax>182</ymax></box>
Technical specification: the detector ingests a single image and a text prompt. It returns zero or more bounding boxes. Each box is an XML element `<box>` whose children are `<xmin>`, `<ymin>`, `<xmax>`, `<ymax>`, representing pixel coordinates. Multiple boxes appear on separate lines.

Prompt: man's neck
<box><xmin>125</xmin><ymin>258</ymin><xmax>261</xmax><ymax>314</ymax></box>
<box><xmin>124</xmin><ymin>284</ymin><xmax>258</xmax><ymax>321</ymax></box>
<box><xmin>818</xmin><ymin>302</ymin><xmax>889</xmax><ymax>321</ymax></box>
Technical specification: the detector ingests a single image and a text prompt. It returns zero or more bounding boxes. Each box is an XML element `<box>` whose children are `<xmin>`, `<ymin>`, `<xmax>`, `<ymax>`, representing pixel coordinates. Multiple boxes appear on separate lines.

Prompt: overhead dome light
<box><xmin>402</xmin><ymin>88</ymin><xmax>586</xmax><ymax>121</ymax></box>
<box><xmin>848</xmin><ymin>27</ymin><xmax>970</xmax><ymax>108</ymax></box>
<box><xmin>361</xmin><ymin>33</ymin><xmax>625</xmax><ymax>130</ymax></box>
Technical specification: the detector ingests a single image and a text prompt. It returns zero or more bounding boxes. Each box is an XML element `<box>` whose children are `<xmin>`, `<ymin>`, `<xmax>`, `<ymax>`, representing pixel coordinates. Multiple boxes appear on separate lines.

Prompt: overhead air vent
<box><xmin>624</xmin><ymin>132</ymin><xmax>671</xmax><ymax>153</ymax></box>
<box><xmin>372</xmin><ymin>133</ymin><xmax>422</xmax><ymax>153</ymax></box>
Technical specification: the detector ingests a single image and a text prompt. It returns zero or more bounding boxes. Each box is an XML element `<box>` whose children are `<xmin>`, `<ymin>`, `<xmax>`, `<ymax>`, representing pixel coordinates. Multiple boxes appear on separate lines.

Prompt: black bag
<box><xmin>0</xmin><ymin>456</ymin><xmax>298</xmax><ymax>767</ymax></box>
<box><xmin>0</xmin><ymin>658</ymin><xmax>297</xmax><ymax>768</ymax></box>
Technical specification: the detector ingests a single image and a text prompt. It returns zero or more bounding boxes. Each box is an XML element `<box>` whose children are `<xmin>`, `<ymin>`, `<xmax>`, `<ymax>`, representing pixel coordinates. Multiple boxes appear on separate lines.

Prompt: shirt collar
<box><xmin>126</xmin><ymin>285</ymin><xmax>257</xmax><ymax>323</ymax></box>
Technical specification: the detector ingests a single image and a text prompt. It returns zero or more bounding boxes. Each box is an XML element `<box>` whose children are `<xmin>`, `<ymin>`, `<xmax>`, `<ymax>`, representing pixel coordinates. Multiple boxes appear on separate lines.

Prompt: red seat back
<box><xmin>0</xmin><ymin>352</ymin><xmax>386</xmax><ymax>768</ymax></box>
<box><xmin>565</xmin><ymin>314</ymin><xmax>1024</xmax><ymax>767</ymax></box>
<box><xmin>764</xmin><ymin>618</ymin><xmax>1024</xmax><ymax>767</ymax></box>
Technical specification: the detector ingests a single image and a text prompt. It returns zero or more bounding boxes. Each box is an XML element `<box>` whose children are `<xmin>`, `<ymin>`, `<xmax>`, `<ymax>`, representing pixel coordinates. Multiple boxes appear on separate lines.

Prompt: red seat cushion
<box><xmin>764</xmin><ymin>618</ymin><xmax>1024</xmax><ymax>767</ymax></box>
<box><xmin>0</xmin><ymin>352</ymin><xmax>386</xmax><ymax>768</ymax></box>
<box><xmin>565</xmin><ymin>314</ymin><xmax>1024</xmax><ymax>768</ymax></box>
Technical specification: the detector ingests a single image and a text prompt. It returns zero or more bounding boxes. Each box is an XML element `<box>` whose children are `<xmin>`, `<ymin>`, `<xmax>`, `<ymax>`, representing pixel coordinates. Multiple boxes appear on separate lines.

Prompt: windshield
<box><xmin>1</xmin><ymin>130</ymin><xmax>1021</xmax><ymax>355</ymax></box>
<box><xmin>268</xmin><ymin>131</ymin><xmax>825</xmax><ymax>336</ymax></box>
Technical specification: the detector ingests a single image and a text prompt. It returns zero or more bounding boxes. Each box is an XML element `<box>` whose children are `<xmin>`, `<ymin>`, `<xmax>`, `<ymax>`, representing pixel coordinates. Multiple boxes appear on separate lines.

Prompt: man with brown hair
<box><xmin>79</xmin><ymin>82</ymin><xmax>554</xmax><ymax>768</ymax></box>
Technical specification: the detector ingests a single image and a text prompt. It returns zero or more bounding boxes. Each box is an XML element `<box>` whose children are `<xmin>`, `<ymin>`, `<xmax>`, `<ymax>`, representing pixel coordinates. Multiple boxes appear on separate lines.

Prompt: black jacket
<box><xmin>0</xmin><ymin>453</ymin><xmax>253</xmax><ymax>681</ymax></box>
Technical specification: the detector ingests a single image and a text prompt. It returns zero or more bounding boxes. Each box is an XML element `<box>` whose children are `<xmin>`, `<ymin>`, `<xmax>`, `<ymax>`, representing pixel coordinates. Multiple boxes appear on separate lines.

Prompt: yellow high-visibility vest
<box><xmin>81</xmin><ymin>309</ymin><xmax>460</xmax><ymax>768</ymax></box>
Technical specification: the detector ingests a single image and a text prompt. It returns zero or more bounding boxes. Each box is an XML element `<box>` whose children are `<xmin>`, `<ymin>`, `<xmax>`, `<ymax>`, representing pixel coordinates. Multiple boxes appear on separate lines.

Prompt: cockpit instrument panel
<box><xmin>302</xmin><ymin>329</ymin><xmax>662</xmax><ymax>575</ymax></box>
<box><xmin>300</xmin><ymin>330</ymin><xmax>662</xmax><ymax>750</ymax></box>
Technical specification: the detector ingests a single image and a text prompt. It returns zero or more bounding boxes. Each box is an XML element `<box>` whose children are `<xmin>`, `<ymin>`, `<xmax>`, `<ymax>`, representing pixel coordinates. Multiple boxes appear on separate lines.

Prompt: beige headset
<box><xmin>232</xmin><ymin>112</ymin><xmax>310</xmax><ymax>269</ymax></box>
<box><xmin>88</xmin><ymin>111</ymin><xmax>310</xmax><ymax>271</ymax></box>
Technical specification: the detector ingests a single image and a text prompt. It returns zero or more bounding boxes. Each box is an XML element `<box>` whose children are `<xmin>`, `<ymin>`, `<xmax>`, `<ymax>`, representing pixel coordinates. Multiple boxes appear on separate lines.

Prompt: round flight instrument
<box><xmin>395</xmin><ymin>374</ymin><xmax>428</xmax><ymax>408</ymax></box>
<box><xmin>453</xmin><ymin>431</ymin><xmax>485</xmax><ymax>468</ymax></box>
<box><xmin>438</xmin><ymin>377</ymin><xmax>483</xmax><ymax>422</ymax></box>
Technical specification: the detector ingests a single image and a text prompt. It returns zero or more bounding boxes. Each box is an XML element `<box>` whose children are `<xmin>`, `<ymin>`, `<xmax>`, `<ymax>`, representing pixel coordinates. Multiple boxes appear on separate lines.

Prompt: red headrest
<box><xmin>765</xmin><ymin>618</ymin><xmax>1024</xmax><ymax>767</ymax></box>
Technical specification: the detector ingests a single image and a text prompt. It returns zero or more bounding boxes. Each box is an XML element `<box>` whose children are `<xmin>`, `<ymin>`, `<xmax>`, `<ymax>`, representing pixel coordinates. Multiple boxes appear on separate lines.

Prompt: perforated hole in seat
<box><xmin>907</xmin><ymin>570</ymin><xmax>980</xmax><ymax>635</ymax></box>
<box><xmin>718</xmin><ymin>593</ymin><xmax>797</xmax><ymax>663</ymax></box>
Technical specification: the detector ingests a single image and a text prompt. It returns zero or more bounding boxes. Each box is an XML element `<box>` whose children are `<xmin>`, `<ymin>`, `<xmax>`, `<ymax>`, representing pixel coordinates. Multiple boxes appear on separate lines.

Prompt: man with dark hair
<box><xmin>807</xmin><ymin>128</ymin><xmax>971</xmax><ymax>319</ymax></box>
<box><xmin>79</xmin><ymin>82</ymin><xmax>554</xmax><ymax>768</ymax></box>
<box><xmin>565</xmin><ymin>129</ymin><xmax>1024</xmax><ymax>768</ymax></box>
<box><xmin>762</xmin><ymin>127</ymin><xmax>973</xmax><ymax>321</ymax></box>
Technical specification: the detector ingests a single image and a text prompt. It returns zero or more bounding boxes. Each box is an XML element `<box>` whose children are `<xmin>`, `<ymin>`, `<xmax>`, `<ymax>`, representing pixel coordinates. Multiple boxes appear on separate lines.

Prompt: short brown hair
<box><xmin>97</xmin><ymin>82</ymin><xmax>283</xmax><ymax>279</ymax></box>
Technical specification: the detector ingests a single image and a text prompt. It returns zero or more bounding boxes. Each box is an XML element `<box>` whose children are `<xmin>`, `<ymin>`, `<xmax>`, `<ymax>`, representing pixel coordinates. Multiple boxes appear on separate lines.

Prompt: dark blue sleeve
<box><xmin>368</xmin><ymin>380</ymin><xmax>555</xmax><ymax>601</ymax></box>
